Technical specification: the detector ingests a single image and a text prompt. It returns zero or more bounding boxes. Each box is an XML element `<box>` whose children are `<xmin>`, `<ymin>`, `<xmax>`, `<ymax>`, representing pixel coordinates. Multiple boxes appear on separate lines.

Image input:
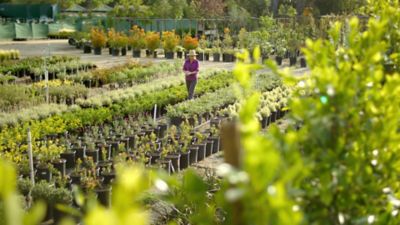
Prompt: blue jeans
<box><xmin>186</xmin><ymin>79</ymin><xmax>197</xmax><ymax>100</ymax></box>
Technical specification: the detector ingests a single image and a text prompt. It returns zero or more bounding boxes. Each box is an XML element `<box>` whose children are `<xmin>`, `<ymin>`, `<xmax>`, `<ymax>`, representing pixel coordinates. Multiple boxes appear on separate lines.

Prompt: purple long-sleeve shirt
<box><xmin>183</xmin><ymin>59</ymin><xmax>199</xmax><ymax>81</ymax></box>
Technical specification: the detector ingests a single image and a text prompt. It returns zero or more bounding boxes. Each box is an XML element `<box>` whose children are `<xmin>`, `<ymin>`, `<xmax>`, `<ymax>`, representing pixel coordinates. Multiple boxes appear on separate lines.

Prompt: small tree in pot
<box><xmin>90</xmin><ymin>27</ymin><xmax>107</xmax><ymax>55</ymax></box>
<box><xmin>162</xmin><ymin>30</ymin><xmax>180</xmax><ymax>59</ymax></box>
<box><xmin>145</xmin><ymin>31</ymin><xmax>161</xmax><ymax>58</ymax></box>
<box><xmin>212</xmin><ymin>38</ymin><xmax>222</xmax><ymax>62</ymax></box>
<box><xmin>108</xmin><ymin>29</ymin><xmax>120</xmax><ymax>56</ymax></box>
<box><xmin>198</xmin><ymin>34</ymin><xmax>209</xmax><ymax>60</ymax></box>
<box><xmin>222</xmin><ymin>27</ymin><xmax>234</xmax><ymax>62</ymax></box>
<box><xmin>129</xmin><ymin>25</ymin><xmax>146</xmax><ymax>58</ymax></box>
<box><xmin>119</xmin><ymin>33</ymin><xmax>129</xmax><ymax>56</ymax></box>
<box><xmin>182</xmin><ymin>34</ymin><xmax>198</xmax><ymax>58</ymax></box>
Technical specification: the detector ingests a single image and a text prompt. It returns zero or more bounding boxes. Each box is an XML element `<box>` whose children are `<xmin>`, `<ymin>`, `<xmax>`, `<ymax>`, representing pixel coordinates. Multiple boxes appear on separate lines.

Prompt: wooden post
<box><xmin>221</xmin><ymin>121</ymin><xmax>242</xmax><ymax>168</ymax></box>
<box><xmin>221</xmin><ymin>121</ymin><xmax>243</xmax><ymax>225</ymax></box>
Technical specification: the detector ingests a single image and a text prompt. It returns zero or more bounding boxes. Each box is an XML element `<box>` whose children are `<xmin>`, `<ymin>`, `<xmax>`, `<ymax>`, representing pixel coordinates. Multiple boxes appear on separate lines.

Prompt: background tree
<box><xmin>191</xmin><ymin>0</ymin><xmax>226</xmax><ymax>18</ymax></box>
<box><xmin>113</xmin><ymin>0</ymin><xmax>152</xmax><ymax>18</ymax></box>
<box><xmin>151</xmin><ymin>0</ymin><xmax>172</xmax><ymax>18</ymax></box>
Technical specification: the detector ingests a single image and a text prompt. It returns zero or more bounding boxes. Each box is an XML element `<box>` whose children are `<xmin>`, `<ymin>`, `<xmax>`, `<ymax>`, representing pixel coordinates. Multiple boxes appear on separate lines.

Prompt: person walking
<box><xmin>183</xmin><ymin>50</ymin><xmax>199</xmax><ymax>100</ymax></box>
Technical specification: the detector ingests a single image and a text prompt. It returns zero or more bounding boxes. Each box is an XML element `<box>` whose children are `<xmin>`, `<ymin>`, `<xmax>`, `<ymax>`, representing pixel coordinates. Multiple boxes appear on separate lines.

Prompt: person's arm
<box><xmin>183</xmin><ymin>61</ymin><xmax>191</xmax><ymax>76</ymax></box>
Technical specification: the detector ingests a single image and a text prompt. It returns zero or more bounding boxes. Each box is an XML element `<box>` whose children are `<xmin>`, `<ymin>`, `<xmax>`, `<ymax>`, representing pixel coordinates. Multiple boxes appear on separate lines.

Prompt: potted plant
<box><xmin>162</xmin><ymin>30</ymin><xmax>180</xmax><ymax>59</ymax></box>
<box><xmin>129</xmin><ymin>25</ymin><xmax>146</xmax><ymax>58</ymax></box>
<box><xmin>90</xmin><ymin>27</ymin><xmax>107</xmax><ymax>55</ymax></box>
<box><xmin>157</xmin><ymin>144</ymin><xmax>174</xmax><ymax>174</ymax></box>
<box><xmin>51</xmin><ymin>157</ymin><xmax>67</xmax><ymax>178</ymax></box>
<box><xmin>275</xmin><ymin>41</ymin><xmax>286</xmax><ymax>66</ymax></box>
<box><xmin>86</xmin><ymin>142</ymin><xmax>99</xmax><ymax>164</ymax></box>
<box><xmin>82</xmin><ymin>33</ymin><xmax>92</xmax><ymax>54</ymax></box>
<box><xmin>101</xmin><ymin>164</ymin><xmax>115</xmax><ymax>185</ymax></box>
<box><xmin>208</xmin><ymin>125</ymin><xmax>220</xmax><ymax>154</ymax></box>
<box><xmin>193</xmin><ymin>132</ymin><xmax>207</xmax><ymax>161</ymax></box>
<box><xmin>119</xmin><ymin>33</ymin><xmax>129</xmax><ymax>56</ymax></box>
<box><xmin>70</xmin><ymin>158</ymin><xmax>83</xmax><ymax>185</ymax></box>
<box><xmin>196</xmin><ymin>47</ymin><xmax>205</xmax><ymax>61</ymax></box>
<box><xmin>260</xmin><ymin>107</ymin><xmax>271</xmax><ymax>128</ymax></box>
<box><xmin>108</xmin><ymin>29</ymin><xmax>120</xmax><ymax>56</ymax></box>
<box><xmin>223</xmin><ymin>49</ymin><xmax>235</xmax><ymax>62</ymax></box>
<box><xmin>182</xmin><ymin>34</ymin><xmax>198</xmax><ymax>57</ymax></box>
<box><xmin>51</xmin><ymin>187</ymin><xmax>73</xmax><ymax>223</ymax></box>
<box><xmin>31</xmin><ymin>181</ymin><xmax>55</xmax><ymax>221</ymax></box>
<box><xmin>145</xmin><ymin>31</ymin><xmax>161</xmax><ymax>58</ymax></box>
<box><xmin>198</xmin><ymin>35</ymin><xmax>209</xmax><ymax>61</ymax></box>
<box><xmin>222</xmin><ymin>27</ymin><xmax>234</xmax><ymax>62</ymax></box>
<box><xmin>204</xmin><ymin>48</ymin><xmax>211</xmax><ymax>61</ymax></box>
<box><xmin>287</xmin><ymin>28</ymin><xmax>300</xmax><ymax>66</ymax></box>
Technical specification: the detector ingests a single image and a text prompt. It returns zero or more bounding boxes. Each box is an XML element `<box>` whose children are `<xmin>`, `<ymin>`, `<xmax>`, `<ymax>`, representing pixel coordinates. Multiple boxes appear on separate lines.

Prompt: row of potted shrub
<box><xmin>0</xmin><ymin>70</ymin><xmax>236</xmax><ymax>156</ymax></box>
<box><xmin>0</xmin><ymin>49</ymin><xmax>20</xmax><ymax>62</ymax></box>
<box><xmin>166</xmin><ymin>73</ymin><xmax>283</xmax><ymax>126</ymax></box>
<box><xmin>0</xmin><ymin>55</ymin><xmax>95</xmax><ymax>81</ymax></box>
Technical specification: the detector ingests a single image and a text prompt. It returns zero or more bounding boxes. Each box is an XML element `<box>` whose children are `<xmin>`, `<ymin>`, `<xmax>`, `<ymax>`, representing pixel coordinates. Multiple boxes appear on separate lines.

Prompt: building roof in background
<box><xmin>92</xmin><ymin>4</ymin><xmax>112</xmax><ymax>13</ymax></box>
<box><xmin>63</xmin><ymin>4</ymin><xmax>86</xmax><ymax>12</ymax></box>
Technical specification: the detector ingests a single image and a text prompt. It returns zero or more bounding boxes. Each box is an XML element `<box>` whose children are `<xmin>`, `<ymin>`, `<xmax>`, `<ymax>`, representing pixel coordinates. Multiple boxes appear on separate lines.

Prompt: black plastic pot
<box><xmin>146</xmin><ymin>49</ymin><xmax>151</xmax><ymax>57</ymax></box>
<box><xmin>94</xmin><ymin>47</ymin><xmax>102</xmax><ymax>55</ymax></box>
<box><xmin>132</xmin><ymin>50</ymin><xmax>141</xmax><ymax>58</ymax></box>
<box><xmin>86</xmin><ymin>149</ymin><xmax>99</xmax><ymax>163</ymax></box>
<box><xmin>74</xmin><ymin>147</ymin><xmax>86</xmax><ymax>161</ymax></box>
<box><xmin>177</xmin><ymin>51</ymin><xmax>183</xmax><ymax>59</ymax></box>
<box><xmin>158</xmin><ymin>123</ymin><xmax>168</xmax><ymax>138</ymax></box>
<box><xmin>276</xmin><ymin>56</ymin><xmax>283</xmax><ymax>65</ymax></box>
<box><xmin>83</xmin><ymin>45</ymin><xmax>92</xmax><ymax>54</ymax></box>
<box><xmin>189</xmin><ymin>146</ymin><xmax>199</xmax><ymax>164</ymax></box>
<box><xmin>300</xmin><ymin>58</ymin><xmax>307</xmax><ymax>68</ymax></box>
<box><xmin>206</xmin><ymin>141</ymin><xmax>213</xmax><ymax>157</ymax></box>
<box><xmin>150</xmin><ymin>152</ymin><xmax>161</xmax><ymax>165</ymax></box>
<box><xmin>95</xmin><ymin>186</ymin><xmax>112</xmax><ymax>207</ymax></box>
<box><xmin>112</xmin><ymin>48</ymin><xmax>120</xmax><ymax>56</ymax></box>
<box><xmin>97</xmin><ymin>144</ymin><xmax>112</xmax><ymax>161</ymax></box>
<box><xmin>165</xmin><ymin>51</ymin><xmax>174</xmax><ymax>59</ymax></box>
<box><xmin>179</xmin><ymin>150</ymin><xmax>190</xmax><ymax>170</ymax></box>
<box><xmin>52</xmin><ymin>159</ymin><xmax>66</xmax><ymax>177</ymax></box>
<box><xmin>261</xmin><ymin>116</ymin><xmax>270</xmax><ymax>129</ymax></box>
<box><xmin>209</xmin><ymin>136</ymin><xmax>220</xmax><ymax>154</ymax></box>
<box><xmin>60</xmin><ymin>151</ymin><xmax>76</xmax><ymax>169</ymax></box>
<box><xmin>36</xmin><ymin>166</ymin><xmax>52</xmax><ymax>182</ymax></box>
<box><xmin>157</xmin><ymin>159</ymin><xmax>173</xmax><ymax>174</ymax></box>
<box><xmin>205</xmin><ymin>53</ymin><xmax>210</xmax><ymax>61</ymax></box>
<box><xmin>70</xmin><ymin>174</ymin><xmax>81</xmax><ymax>185</ymax></box>
<box><xmin>194</xmin><ymin>143</ymin><xmax>206</xmax><ymax>161</ymax></box>
<box><xmin>270</xmin><ymin>111</ymin><xmax>277</xmax><ymax>123</ymax></box>
<box><xmin>197</xmin><ymin>53</ymin><xmax>204</xmax><ymax>61</ymax></box>
<box><xmin>101</xmin><ymin>172</ymin><xmax>116</xmax><ymax>185</ymax></box>
<box><xmin>108</xmin><ymin>141</ymin><xmax>119</xmax><ymax>157</ymax></box>
<box><xmin>121</xmin><ymin>47</ymin><xmax>127</xmax><ymax>56</ymax></box>
<box><xmin>289</xmin><ymin>57</ymin><xmax>297</xmax><ymax>66</ymax></box>
<box><xmin>170</xmin><ymin>116</ymin><xmax>184</xmax><ymax>127</ymax></box>
<box><xmin>109</xmin><ymin>48</ymin><xmax>113</xmax><ymax>55</ymax></box>
<box><xmin>125</xmin><ymin>136</ymin><xmax>135</xmax><ymax>149</ymax></box>
<box><xmin>223</xmin><ymin>53</ymin><xmax>233</xmax><ymax>62</ymax></box>
<box><xmin>213</xmin><ymin>53</ymin><xmax>220</xmax><ymax>62</ymax></box>
<box><xmin>166</xmin><ymin>153</ymin><xmax>181</xmax><ymax>173</ymax></box>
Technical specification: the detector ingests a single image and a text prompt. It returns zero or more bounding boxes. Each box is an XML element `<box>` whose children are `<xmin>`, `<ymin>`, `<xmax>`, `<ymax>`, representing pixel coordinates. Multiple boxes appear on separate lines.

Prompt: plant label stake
<box><xmin>27</xmin><ymin>128</ymin><xmax>35</xmax><ymax>186</ymax></box>
<box><xmin>154</xmin><ymin>104</ymin><xmax>157</xmax><ymax>122</ymax></box>
<box><xmin>45</xmin><ymin>69</ymin><xmax>49</xmax><ymax>104</ymax></box>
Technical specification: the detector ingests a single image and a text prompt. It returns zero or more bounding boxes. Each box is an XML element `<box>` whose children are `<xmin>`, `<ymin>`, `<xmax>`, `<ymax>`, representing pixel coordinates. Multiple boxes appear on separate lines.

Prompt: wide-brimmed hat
<box><xmin>188</xmin><ymin>50</ymin><xmax>198</xmax><ymax>56</ymax></box>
